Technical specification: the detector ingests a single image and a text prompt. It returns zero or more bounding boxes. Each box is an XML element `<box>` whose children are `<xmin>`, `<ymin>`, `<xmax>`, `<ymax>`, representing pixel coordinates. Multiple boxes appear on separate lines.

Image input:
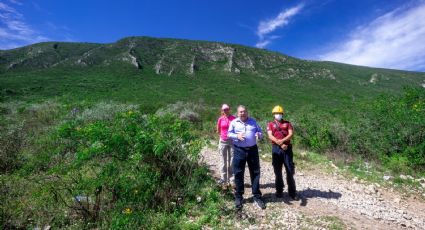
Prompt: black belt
<box><xmin>234</xmin><ymin>144</ymin><xmax>257</xmax><ymax>150</ymax></box>
<box><xmin>273</xmin><ymin>144</ymin><xmax>292</xmax><ymax>152</ymax></box>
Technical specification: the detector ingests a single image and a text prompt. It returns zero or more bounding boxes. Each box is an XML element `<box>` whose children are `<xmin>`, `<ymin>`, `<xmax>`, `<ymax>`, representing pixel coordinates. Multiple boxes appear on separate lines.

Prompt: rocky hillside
<box><xmin>1</xmin><ymin>37</ymin><xmax>423</xmax><ymax>85</ymax></box>
<box><xmin>0</xmin><ymin>37</ymin><xmax>317</xmax><ymax>77</ymax></box>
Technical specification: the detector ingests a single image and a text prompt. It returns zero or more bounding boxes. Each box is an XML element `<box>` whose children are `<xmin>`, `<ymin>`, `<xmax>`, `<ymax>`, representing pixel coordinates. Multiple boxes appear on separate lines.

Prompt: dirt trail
<box><xmin>200</xmin><ymin>146</ymin><xmax>425</xmax><ymax>229</ymax></box>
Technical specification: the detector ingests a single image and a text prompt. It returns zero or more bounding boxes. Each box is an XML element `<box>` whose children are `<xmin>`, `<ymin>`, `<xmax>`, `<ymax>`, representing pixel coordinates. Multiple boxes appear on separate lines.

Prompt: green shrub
<box><xmin>76</xmin><ymin>102</ymin><xmax>139</xmax><ymax>122</ymax></box>
<box><xmin>293</xmin><ymin>110</ymin><xmax>340</xmax><ymax>152</ymax></box>
<box><xmin>294</xmin><ymin>87</ymin><xmax>425</xmax><ymax>172</ymax></box>
<box><xmin>10</xmin><ymin>110</ymin><xmax>211</xmax><ymax>229</ymax></box>
<box><xmin>25</xmin><ymin>101</ymin><xmax>61</xmax><ymax>126</ymax></box>
<box><xmin>155</xmin><ymin>101</ymin><xmax>204</xmax><ymax>122</ymax></box>
<box><xmin>361</xmin><ymin>87</ymin><xmax>425</xmax><ymax>169</ymax></box>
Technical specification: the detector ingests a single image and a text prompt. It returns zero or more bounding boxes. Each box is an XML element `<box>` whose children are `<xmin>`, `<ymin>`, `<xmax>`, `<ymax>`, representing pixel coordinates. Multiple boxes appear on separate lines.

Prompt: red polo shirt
<box><xmin>267</xmin><ymin>119</ymin><xmax>293</xmax><ymax>145</ymax></box>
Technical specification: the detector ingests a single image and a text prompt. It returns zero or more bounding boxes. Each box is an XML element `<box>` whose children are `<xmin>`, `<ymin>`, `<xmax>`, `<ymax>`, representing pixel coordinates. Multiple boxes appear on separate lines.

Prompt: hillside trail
<box><xmin>200</xmin><ymin>145</ymin><xmax>425</xmax><ymax>230</ymax></box>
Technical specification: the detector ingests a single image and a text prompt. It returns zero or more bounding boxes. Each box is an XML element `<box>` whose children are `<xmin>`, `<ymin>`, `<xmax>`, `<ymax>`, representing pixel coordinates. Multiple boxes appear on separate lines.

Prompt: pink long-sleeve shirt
<box><xmin>217</xmin><ymin>115</ymin><xmax>236</xmax><ymax>141</ymax></box>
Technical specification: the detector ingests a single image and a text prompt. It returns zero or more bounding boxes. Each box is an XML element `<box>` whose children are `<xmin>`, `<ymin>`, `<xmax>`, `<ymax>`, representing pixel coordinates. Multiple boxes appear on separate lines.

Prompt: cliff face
<box><xmin>1</xmin><ymin>36</ymin><xmax>424</xmax><ymax>91</ymax></box>
<box><xmin>0</xmin><ymin>37</ymin><xmax>340</xmax><ymax>80</ymax></box>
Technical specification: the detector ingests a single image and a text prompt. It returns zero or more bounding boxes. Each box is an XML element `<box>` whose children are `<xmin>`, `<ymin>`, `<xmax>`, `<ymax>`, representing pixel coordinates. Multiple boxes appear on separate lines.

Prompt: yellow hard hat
<box><xmin>272</xmin><ymin>105</ymin><xmax>284</xmax><ymax>114</ymax></box>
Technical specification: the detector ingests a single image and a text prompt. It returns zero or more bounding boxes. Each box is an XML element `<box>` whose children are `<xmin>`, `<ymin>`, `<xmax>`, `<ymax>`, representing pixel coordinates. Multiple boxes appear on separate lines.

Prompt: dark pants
<box><xmin>272</xmin><ymin>144</ymin><xmax>296</xmax><ymax>196</ymax></box>
<box><xmin>232</xmin><ymin>145</ymin><xmax>262</xmax><ymax>199</ymax></box>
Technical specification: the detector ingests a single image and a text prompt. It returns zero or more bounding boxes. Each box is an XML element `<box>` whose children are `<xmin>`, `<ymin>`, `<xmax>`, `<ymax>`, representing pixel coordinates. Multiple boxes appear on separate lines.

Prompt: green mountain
<box><xmin>1</xmin><ymin>36</ymin><xmax>424</xmax><ymax>114</ymax></box>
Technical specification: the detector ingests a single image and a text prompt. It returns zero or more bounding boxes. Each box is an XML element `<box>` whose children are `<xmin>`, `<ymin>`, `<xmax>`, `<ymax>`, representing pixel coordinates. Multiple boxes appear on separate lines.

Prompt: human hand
<box><xmin>255</xmin><ymin>132</ymin><xmax>261</xmax><ymax>140</ymax></box>
<box><xmin>281</xmin><ymin>144</ymin><xmax>288</xmax><ymax>150</ymax></box>
<box><xmin>237</xmin><ymin>133</ymin><xmax>246</xmax><ymax>141</ymax></box>
<box><xmin>276</xmin><ymin>139</ymin><xmax>284</xmax><ymax>146</ymax></box>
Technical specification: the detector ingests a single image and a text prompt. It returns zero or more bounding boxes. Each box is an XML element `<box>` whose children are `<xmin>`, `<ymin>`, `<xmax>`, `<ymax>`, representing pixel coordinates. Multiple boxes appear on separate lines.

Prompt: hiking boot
<box><xmin>275</xmin><ymin>192</ymin><xmax>283</xmax><ymax>198</ymax></box>
<box><xmin>235</xmin><ymin>197</ymin><xmax>243</xmax><ymax>210</ymax></box>
<box><xmin>290</xmin><ymin>193</ymin><xmax>300</xmax><ymax>201</ymax></box>
<box><xmin>254</xmin><ymin>198</ymin><xmax>266</xmax><ymax>210</ymax></box>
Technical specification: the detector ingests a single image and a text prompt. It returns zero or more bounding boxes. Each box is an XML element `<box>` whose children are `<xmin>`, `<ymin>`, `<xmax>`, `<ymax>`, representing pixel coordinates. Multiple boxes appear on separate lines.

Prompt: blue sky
<box><xmin>1</xmin><ymin>0</ymin><xmax>425</xmax><ymax>71</ymax></box>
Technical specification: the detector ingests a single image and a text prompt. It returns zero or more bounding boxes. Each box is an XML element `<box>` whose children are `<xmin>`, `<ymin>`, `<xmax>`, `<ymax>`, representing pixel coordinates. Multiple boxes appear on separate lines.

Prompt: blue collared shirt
<box><xmin>228</xmin><ymin>117</ymin><xmax>263</xmax><ymax>147</ymax></box>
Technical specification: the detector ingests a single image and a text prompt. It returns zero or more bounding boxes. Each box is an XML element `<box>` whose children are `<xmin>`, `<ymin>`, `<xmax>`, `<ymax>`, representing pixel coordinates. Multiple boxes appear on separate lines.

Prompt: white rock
<box><xmin>367</xmin><ymin>185</ymin><xmax>377</xmax><ymax>194</ymax></box>
<box><xmin>330</xmin><ymin>162</ymin><xmax>338</xmax><ymax>169</ymax></box>
<box><xmin>383</xmin><ymin>175</ymin><xmax>393</xmax><ymax>180</ymax></box>
<box><xmin>403</xmin><ymin>214</ymin><xmax>412</xmax><ymax>220</ymax></box>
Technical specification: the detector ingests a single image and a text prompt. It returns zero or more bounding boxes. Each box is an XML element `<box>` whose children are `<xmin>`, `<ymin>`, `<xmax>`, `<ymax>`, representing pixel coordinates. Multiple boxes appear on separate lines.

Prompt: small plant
<box><xmin>155</xmin><ymin>101</ymin><xmax>204</xmax><ymax>122</ymax></box>
<box><xmin>0</xmin><ymin>122</ymin><xmax>24</xmax><ymax>174</ymax></box>
<box><xmin>76</xmin><ymin>102</ymin><xmax>139</xmax><ymax>122</ymax></box>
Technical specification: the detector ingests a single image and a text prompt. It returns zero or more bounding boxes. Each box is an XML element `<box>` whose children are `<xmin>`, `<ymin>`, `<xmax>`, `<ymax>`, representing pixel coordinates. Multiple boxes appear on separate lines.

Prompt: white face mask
<box><xmin>274</xmin><ymin>114</ymin><xmax>283</xmax><ymax>120</ymax></box>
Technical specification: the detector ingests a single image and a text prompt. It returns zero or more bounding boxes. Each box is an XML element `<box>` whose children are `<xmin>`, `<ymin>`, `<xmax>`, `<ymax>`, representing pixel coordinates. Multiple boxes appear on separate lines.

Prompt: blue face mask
<box><xmin>274</xmin><ymin>114</ymin><xmax>283</xmax><ymax>120</ymax></box>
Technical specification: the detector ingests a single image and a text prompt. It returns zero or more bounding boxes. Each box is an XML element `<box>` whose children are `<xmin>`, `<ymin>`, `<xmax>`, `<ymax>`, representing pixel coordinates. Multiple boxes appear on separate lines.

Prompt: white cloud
<box><xmin>319</xmin><ymin>2</ymin><xmax>425</xmax><ymax>71</ymax></box>
<box><xmin>0</xmin><ymin>2</ymin><xmax>48</xmax><ymax>49</ymax></box>
<box><xmin>0</xmin><ymin>2</ymin><xmax>18</xmax><ymax>14</ymax></box>
<box><xmin>8</xmin><ymin>0</ymin><xmax>23</xmax><ymax>5</ymax></box>
<box><xmin>255</xmin><ymin>4</ymin><xmax>304</xmax><ymax>48</ymax></box>
<box><xmin>255</xmin><ymin>40</ymin><xmax>272</xmax><ymax>49</ymax></box>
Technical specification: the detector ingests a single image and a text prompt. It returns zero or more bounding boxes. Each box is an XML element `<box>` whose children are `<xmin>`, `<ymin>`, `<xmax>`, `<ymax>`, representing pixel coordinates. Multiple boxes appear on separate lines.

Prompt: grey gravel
<box><xmin>200</xmin><ymin>146</ymin><xmax>425</xmax><ymax>229</ymax></box>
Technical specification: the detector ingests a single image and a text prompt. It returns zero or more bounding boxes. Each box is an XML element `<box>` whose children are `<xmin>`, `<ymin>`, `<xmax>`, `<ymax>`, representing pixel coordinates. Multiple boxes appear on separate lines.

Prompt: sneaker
<box><xmin>254</xmin><ymin>198</ymin><xmax>266</xmax><ymax>210</ymax></box>
<box><xmin>235</xmin><ymin>197</ymin><xmax>243</xmax><ymax>210</ymax></box>
<box><xmin>275</xmin><ymin>192</ymin><xmax>283</xmax><ymax>198</ymax></box>
<box><xmin>290</xmin><ymin>194</ymin><xmax>300</xmax><ymax>201</ymax></box>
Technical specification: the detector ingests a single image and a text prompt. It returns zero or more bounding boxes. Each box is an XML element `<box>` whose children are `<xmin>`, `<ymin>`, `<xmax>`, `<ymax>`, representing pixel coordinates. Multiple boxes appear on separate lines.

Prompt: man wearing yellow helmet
<box><xmin>266</xmin><ymin>105</ymin><xmax>299</xmax><ymax>200</ymax></box>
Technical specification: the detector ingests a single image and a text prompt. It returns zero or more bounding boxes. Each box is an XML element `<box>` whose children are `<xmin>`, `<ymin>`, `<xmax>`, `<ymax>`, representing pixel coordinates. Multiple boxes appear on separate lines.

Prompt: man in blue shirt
<box><xmin>228</xmin><ymin>105</ymin><xmax>266</xmax><ymax>210</ymax></box>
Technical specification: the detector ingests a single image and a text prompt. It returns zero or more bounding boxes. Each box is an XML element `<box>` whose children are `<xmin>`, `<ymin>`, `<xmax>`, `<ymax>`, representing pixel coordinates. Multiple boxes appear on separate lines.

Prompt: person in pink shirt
<box><xmin>216</xmin><ymin>104</ymin><xmax>236</xmax><ymax>187</ymax></box>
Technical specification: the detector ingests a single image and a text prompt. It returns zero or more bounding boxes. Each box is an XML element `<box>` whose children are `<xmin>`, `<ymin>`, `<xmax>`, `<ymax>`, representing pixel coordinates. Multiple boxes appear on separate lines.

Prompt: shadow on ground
<box><xmin>260</xmin><ymin>183</ymin><xmax>342</xmax><ymax>207</ymax></box>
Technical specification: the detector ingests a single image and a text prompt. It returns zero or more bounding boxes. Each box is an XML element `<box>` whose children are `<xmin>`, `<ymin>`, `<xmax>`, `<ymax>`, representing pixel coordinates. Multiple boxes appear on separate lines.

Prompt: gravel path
<box><xmin>200</xmin><ymin>145</ymin><xmax>425</xmax><ymax>229</ymax></box>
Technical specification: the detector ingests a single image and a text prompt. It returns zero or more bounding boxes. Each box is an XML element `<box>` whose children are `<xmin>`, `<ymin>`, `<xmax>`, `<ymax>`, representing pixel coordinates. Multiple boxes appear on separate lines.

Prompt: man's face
<box><xmin>237</xmin><ymin>107</ymin><xmax>248</xmax><ymax>121</ymax></box>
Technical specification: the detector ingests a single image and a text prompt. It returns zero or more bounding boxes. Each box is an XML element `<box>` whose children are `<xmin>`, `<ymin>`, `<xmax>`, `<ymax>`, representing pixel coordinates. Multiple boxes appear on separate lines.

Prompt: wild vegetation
<box><xmin>1</xmin><ymin>37</ymin><xmax>424</xmax><ymax>228</ymax></box>
<box><xmin>1</xmin><ymin>102</ymin><xmax>228</xmax><ymax>229</ymax></box>
<box><xmin>294</xmin><ymin>87</ymin><xmax>425</xmax><ymax>172</ymax></box>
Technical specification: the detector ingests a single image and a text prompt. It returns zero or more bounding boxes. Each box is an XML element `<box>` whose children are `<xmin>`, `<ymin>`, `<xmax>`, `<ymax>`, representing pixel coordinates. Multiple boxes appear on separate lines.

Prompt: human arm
<box><xmin>267</xmin><ymin>130</ymin><xmax>284</xmax><ymax>145</ymax></box>
<box><xmin>228</xmin><ymin>120</ymin><xmax>246</xmax><ymax>141</ymax></box>
<box><xmin>227</xmin><ymin>121</ymin><xmax>238</xmax><ymax>141</ymax></box>
<box><xmin>281</xmin><ymin>128</ymin><xmax>293</xmax><ymax>143</ymax></box>
<box><xmin>255</xmin><ymin>121</ymin><xmax>263</xmax><ymax>140</ymax></box>
<box><xmin>280</xmin><ymin>128</ymin><xmax>293</xmax><ymax>150</ymax></box>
